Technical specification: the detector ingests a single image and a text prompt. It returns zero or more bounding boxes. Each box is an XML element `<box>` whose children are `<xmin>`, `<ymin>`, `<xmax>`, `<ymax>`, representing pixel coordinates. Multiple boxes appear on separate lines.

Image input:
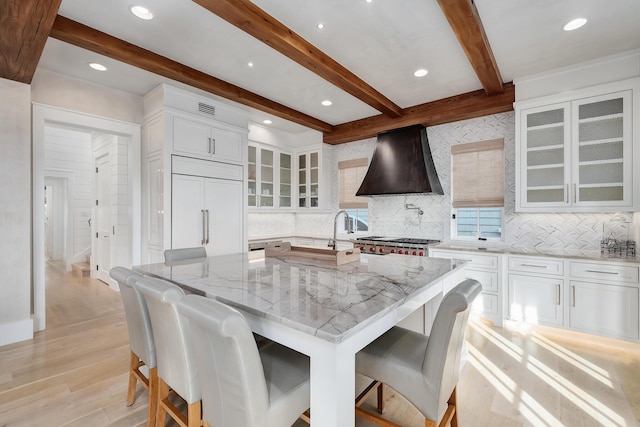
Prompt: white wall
<box><xmin>0</xmin><ymin>78</ymin><xmax>33</xmax><ymax>346</ymax></box>
<box><xmin>44</xmin><ymin>127</ymin><xmax>93</xmax><ymax>264</ymax></box>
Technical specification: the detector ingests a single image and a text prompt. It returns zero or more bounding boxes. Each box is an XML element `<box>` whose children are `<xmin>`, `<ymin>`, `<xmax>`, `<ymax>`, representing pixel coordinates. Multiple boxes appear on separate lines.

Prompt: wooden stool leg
<box><xmin>187</xmin><ymin>400</ymin><xmax>202</xmax><ymax>427</ymax></box>
<box><xmin>448</xmin><ymin>387</ymin><xmax>458</xmax><ymax>427</ymax></box>
<box><xmin>156</xmin><ymin>377</ymin><xmax>170</xmax><ymax>427</ymax></box>
<box><xmin>147</xmin><ymin>367</ymin><xmax>158</xmax><ymax>427</ymax></box>
<box><xmin>377</xmin><ymin>382</ymin><xmax>385</xmax><ymax>413</ymax></box>
<box><xmin>127</xmin><ymin>351</ymin><xmax>139</xmax><ymax>406</ymax></box>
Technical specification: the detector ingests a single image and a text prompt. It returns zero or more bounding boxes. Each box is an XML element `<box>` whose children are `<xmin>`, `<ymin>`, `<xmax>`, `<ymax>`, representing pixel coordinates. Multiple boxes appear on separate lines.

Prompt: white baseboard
<box><xmin>0</xmin><ymin>318</ymin><xmax>34</xmax><ymax>347</ymax></box>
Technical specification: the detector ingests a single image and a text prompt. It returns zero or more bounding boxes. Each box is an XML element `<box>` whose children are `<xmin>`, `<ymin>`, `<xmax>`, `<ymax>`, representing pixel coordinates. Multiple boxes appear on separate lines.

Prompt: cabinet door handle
<box><xmin>571</xmin><ymin>285</ymin><xmax>576</xmax><ymax>307</ymax></box>
<box><xmin>201</xmin><ymin>209</ymin><xmax>206</xmax><ymax>245</ymax></box>
<box><xmin>573</xmin><ymin>183</ymin><xmax>577</xmax><ymax>204</ymax></box>
<box><xmin>521</xmin><ymin>263</ymin><xmax>546</xmax><ymax>268</ymax></box>
<box><xmin>585</xmin><ymin>269</ymin><xmax>619</xmax><ymax>275</ymax></box>
<box><xmin>205</xmin><ymin>209</ymin><xmax>210</xmax><ymax>244</ymax></box>
<box><xmin>556</xmin><ymin>284</ymin><xmax>561</xmax><ymax>305</ymax></box>
<box><xmin>566</xmin><ymin>184</ymin><xmax>569</xmax><ymax>203</ymax></box>
<box><xmin>211</xmin><ymin>138</ymin><xmax>216</xmax><ymax>154</ymax></box>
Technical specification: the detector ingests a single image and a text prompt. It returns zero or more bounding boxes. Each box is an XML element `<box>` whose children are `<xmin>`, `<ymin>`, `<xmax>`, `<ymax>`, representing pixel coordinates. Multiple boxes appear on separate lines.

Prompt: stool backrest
<box><xmin>110</xmin><ymin>267</ymin><xmax>156</xmax><ymax>367</ymax></box>
<box><xmin>134</xmin><ymin>276</ymin><xmax>200</xmax><ymax>404</ymax></box>
<box><xmin>164</xmin><ymin>247</ymin><xmax>207</xmax><ymax>263</ymax></box>
<box><xmin>178</xmin><ymin>294</ymin><xmax>270</xmax><ymax>427</ymax></box>
<box><xmin>423</xmin><ymin>279</ymin><xmax>482</xmax><ymax>416</ymax></box>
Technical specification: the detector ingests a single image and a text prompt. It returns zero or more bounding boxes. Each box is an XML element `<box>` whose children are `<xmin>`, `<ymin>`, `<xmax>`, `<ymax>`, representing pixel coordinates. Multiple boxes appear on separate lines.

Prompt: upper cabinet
<box><xmin>173</xmin><ymin>115</ymin><xmax>243</xmax><ymax>163</ymax></box>
<box><xmin>298</xmin><ymin>150</ymin><xmax>319</xmax><ymax>208</ymax></box>
<box><xmin>515</xmin><ymin>78</ymin><xmax>640</xmax><ymax>212</ymax></box>
<box><xmin>248</xmin><ymin>143</ymin><xmax>292</xmax><ymax>209</ymax></box>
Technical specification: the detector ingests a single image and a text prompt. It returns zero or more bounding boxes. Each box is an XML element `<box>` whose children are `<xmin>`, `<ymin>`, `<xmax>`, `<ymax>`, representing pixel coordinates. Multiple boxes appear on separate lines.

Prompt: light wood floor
<box><xmin>1</xmin><ymin>261</ymin><xmax>639</xmax><ymax>426</ymax></box>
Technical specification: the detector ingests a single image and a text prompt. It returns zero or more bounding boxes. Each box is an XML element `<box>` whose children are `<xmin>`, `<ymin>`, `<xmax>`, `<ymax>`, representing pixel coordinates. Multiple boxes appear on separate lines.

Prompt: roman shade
<box><xmin>339</xmin><ymin>158</ymin><xmax>368</xmax><ymax>209</ymax></box>
<box><xmin>451</xmin><ymin>139</ymin><xmax>504</xmax><ymax>208</ymax></box>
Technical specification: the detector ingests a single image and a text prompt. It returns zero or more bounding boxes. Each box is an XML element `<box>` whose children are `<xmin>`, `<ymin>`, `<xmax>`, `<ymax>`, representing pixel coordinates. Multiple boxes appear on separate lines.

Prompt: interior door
<box><xmin>171</xmin><ymin>174</ymin><xmax>205</xmax><ymax>249</ymax></box>
<box><xmin>95</xmin><ymin>154</ymin><xmax>111</xmax><ymax>283</ymax></box>
<box><xmin>204</xmin><ymin>178</ymin><xmax>243</xmax><ymax>256</ymax></box>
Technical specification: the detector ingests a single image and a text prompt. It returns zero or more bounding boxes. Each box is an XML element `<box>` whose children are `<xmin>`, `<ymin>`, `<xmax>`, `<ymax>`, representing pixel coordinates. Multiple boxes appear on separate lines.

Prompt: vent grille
<box><xmin>198</xmin><ymin>102</ymin><xmax>216</xmax><ymax>116</ymax></box>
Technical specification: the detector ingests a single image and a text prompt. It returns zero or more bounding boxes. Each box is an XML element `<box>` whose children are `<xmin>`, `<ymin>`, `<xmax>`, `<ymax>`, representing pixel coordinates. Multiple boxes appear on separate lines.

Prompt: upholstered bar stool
<box><xmin>134</xmin><ymin>276</ymin><xmax>203</xmax><ymax>427</ymax></box>
<box><xmin>177</xmin><ymin>294</ymin><xmax>311</xmax><ymax>427</ymax></box>
<box><xmin>355</xmin><ymin>279</ymin><xmax>482</xmax><ymax>427</ymax></box>
<box><xmin>164</xmin><ymin>247</ymin><xmax>207</xmax><ymax>263</ymax></box>
<box><xmin>109</xmin><ymin>267</ymin><xmax>158</xmax><ymax>427</ymax></box>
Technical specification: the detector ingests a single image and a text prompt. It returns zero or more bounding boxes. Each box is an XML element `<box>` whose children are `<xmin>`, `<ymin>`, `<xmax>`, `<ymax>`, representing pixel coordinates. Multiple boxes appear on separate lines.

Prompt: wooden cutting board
<box><xmin>265</xmin><ymin>241</ymin><xmax>361</xmax><ymax>265</ymax></box>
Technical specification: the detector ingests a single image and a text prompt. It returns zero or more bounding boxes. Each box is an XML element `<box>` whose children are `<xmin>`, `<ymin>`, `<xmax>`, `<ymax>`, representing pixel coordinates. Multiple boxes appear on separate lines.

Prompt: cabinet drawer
<box><xmin>508</xmin><ymin>256</ymin><xmax>564</xmax><ymax>275</ymax></box>
<box><xmin>430</xmin><ymin>250</ymin><xmax>499</xmax><ymax>270</ymax></box>
<box><xmin>570</xmin><ymin>262</ymin><xmax>639</xmax><ymax>284</ymax></box>
<box><xmin>464</xmin><ymin>269</ymin><xmax>498</xmax><ymax>293</ymax></box>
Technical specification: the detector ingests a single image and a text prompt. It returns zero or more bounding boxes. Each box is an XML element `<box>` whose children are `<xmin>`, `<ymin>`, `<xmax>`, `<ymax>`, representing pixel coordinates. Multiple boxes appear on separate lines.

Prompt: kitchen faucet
<box><xmin>328</xmin><ymin>209</ymin><xmax>353</xmax><ymax>250</ymax></box>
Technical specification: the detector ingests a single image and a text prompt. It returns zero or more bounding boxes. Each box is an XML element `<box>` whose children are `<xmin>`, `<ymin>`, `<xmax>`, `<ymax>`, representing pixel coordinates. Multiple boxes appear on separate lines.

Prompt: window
<box><xmin>338</xmin><ymin>158</ymin><xmax>369</xmax><ymax>233</ymax></box>
<box><xmin>451</xmin><ymin>139</ymin><xmax>504</xmax><ymax>240</ymax></box>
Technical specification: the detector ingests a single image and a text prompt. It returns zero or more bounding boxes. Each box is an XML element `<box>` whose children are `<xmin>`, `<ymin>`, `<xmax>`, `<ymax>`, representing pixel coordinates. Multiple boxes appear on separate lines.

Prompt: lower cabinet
<box><xmin>569</xmin><ymin>280</ymin><xmax>639</xmax><ymax>341</ymax></box>
<box><xmin>508</xmin><ymin>274</ymin><xmax>563</xmax><ymax>326</ymax></box>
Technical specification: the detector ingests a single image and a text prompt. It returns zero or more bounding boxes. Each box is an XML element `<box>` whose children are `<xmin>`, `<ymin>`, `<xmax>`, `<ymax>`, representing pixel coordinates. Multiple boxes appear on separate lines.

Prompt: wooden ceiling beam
<box><xmin>437</xmin><ymin>0</ymin><xmax>504</xmax><ymax>95</ymax></box>
<box><xmin>323</xmin><ymin>82</ymin><xmax>514</xmax><ymax>145</ymax></box>
<box><xmin>49</xmin><ymin>15</ymin><xmax>334</xmax><ymax>133</ymax></box>
<box><xmin>0</xmin><ymin>0</ymin><xmax>62</xmax><ymax>83</ymax></box>
<box><xmin>192</xmin><ymin>0</ymin><xmax>403</xmax><ymax>118</ymax></box>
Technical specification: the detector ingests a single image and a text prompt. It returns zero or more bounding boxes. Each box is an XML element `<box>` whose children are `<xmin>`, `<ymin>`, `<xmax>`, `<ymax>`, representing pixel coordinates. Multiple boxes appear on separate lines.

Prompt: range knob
<box><xmin>369</xmin><ymin>247</ymin><xmax>375</xmax><ymax>252</ymax></box>
<box><xmin>390</xmin><ymin>249</ymin><xmax>395</xmax><ymax>253</ymax></box>
<box><xmin>404</xmin><ymin>250</ymin><xmax>409</xmax><ymax>255</ymax></box>
<box><xmin>378</xmin><ymin>248</ymin><xmax>384</xmax><ymax>253</ymax></box>
<box><xmin>359</xmin><ymin>246</ymin><xmax>365</xmax><ymax>251</ymax></box>
<box><xmin>412</xmin><ymin>251</ymin><xmax>417</xmax><ymax>256</ymax></box>
<box><xmin>419</xmin><ymin>251</ymin><xmax>424</xmax><ymax>257</ymax></box>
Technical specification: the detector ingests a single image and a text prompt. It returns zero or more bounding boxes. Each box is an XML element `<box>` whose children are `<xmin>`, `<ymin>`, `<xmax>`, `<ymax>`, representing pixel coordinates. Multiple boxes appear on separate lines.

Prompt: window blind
<box><xmin>338</xmin><ymin>158</ymin><xmax>369</xmax><ymax>209</ymax></box>
<box><xmin>451</xmin><ymin>138</ymin><xmax>504</xmax><ymax>208</ymax></box>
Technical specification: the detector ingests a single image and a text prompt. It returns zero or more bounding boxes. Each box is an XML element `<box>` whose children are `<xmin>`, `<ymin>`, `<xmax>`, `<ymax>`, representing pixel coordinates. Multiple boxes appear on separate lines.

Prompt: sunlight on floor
<box><xmin>468</xmin><ymin>320</ymin><xmax>630</xmax><ymax>426</ymax></box>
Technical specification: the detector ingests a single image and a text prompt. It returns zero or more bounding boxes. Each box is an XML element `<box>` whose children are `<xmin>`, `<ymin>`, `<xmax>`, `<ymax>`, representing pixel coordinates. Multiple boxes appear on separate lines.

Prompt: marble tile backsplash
<box><xmin>250</xmin><ymin>111</ymin><xmax>635</xmax><ymax>251</ymax></box>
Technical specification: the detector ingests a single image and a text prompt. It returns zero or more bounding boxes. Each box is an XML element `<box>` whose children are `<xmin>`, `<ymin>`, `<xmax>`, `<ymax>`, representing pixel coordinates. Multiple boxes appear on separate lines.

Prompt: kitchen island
<box><xmin>134</xmin><ymin>252</ymin><xmax>466</xmax><ymax>427</ymax></box>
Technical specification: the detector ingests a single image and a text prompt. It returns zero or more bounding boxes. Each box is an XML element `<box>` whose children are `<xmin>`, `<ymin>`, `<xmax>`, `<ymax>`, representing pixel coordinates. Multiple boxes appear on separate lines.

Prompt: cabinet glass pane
<box><xmin>248</xmin><ymin>163</ymin><xmax>256</xmax><ymax>181</ymax></box>
<box><xmin>527</xmin><ymin>167</ymin><xmax>564</xmax><ymax>187</ymax></box>
<box><xmin>310</xmin><ymin>184</ymin><xmax>318</xmax><ymax>198</ymax></box>
<box><xmin>299</xmin><ymin>154</ymin><xmax>306</xmax><ymax>168</ymax></box>
<box><xmin>279</xmin><ymin>197</ymin><xmax>291</xmax><ymax>208</ymax></box>
<box><xmin>262</xmin><ymin>149</ymin><xmax>273</xmax><ymax>166</ymax></box>
<box><xmin>248</xmin><ymin>194</ymin><xmax>256</xmax><ymax>207</ymax></box>
<box><xmin>280</xmin><ymin>153</ymin><xmax>291</xmax><ymax>169</ymax></box>
<box><xmin>310</xmin><ymin>168</ymin><xmax>318</xmax><ymax>184</ymax></box>
<box><xmin>579</xmin><ymin>141</ymin><xmax>623</xmax><ymax>162</ymax></box>
<box><xmin>580</xmin><ymin>186</ymin><xmax>623</xmax><ymax>202</ymax></box>
<box><xmin>579</xmin><ymin>163</ymin><xmax>623</xmax><ymax>184</ymax></box>
<box><xmin>310</xmin><ymin>152</ymin><xmax>318</xmax><ymax>168</ymax></box>
<box><xmin>260</xmin><ymin>195</ymin><xmax>273</xmax><ymax>207</ymax></box>
<box><xmin>579</xmin><ymin>117</ymin><xmax>623</xmax><ymax>142</ymax></box>
<box><xmin>261</xmin><ymin>165</ymin><xmax>273</xmax><ymax>183</ymax></box>
<box><xmin>527</xmin><ymin>148</ymin><xmax>564</xmax><ymax>166</ymax></box>
<box><xmin>579</xmin><ymin>98</ymin><xmax>623</xmax><ymax>119</ymax></box>
<box><xmin>527</xmin><ymin>189</ymin><xmax>564</xmax><ymax>203</ymax></box>
<box><xmin>527</xmin><ymin>126</ymin><xmax>564</xmax><ymax>148</ymax></box>
<box><xmin>527</xmin><ymin>109</ymin><xmax>564</xmax><ymax>127</ymax></box>
<box><xmin>248</xmin><ymin>146</ymin><xmax>256</xmax><ymax>163</ymax></box>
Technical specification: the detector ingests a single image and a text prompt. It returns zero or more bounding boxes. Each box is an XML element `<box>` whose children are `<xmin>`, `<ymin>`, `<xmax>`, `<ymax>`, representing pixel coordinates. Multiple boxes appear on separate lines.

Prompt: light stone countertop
<box><xmin>134</xmin><ymin>252</ymin><xmax>465</xmax><ymax>343</ymax></box>
<box><xmin>432</xmin><ymin>242</ymin><xmax>639</xmax><ymax>264</ymax></box>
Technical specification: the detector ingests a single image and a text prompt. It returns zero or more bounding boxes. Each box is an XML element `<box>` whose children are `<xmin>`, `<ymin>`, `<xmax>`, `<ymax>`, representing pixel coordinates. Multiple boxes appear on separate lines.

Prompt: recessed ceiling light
<box><xmin>129</xmin><ymin>5</ymin><xmax>154</xmax><ymax>20</ymax></box>
<box><xmin>263</xmin><ymin>119</ymin><xmax>272</xmax><ymax>124</ymax></box>
<box><xmin>321</xmin><ymin>100</ymin><xmax>332</xmax><ymax>106</ymax></box>
<box><xmin>248</xmin><ymin>62</ymin><xmax>254</xmax><ymax>68</ymax></box>
<box><xmin>563</xmin><ymin>18</ymin><xmax>587</xmax><ymax>31</ymax></box>
<box><xmin>89</xmin><ymin>62</ymin><xmax>107</xmax><ymax>71</ymax></box>
<box><xmin>413</xmin><ymin>68</ymin><xmax>429</xmax><ymax>77</ymax></box>
<box><xmin>317</xmin><ymin>23</ymin><xmax>324</xmax><ymax>30</ymax></box>
<box><xmin>365</xmin><ymin>0</ymin><xmax>373</xmax><ymax>3</ymax></box>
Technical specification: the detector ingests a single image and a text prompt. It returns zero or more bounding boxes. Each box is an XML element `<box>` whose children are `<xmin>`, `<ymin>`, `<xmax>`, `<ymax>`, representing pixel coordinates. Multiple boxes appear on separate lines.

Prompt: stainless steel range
<box><xmin>353</xmin><ymin>236</ymin><xmax>441</xmax><ymax>256</ymax></box>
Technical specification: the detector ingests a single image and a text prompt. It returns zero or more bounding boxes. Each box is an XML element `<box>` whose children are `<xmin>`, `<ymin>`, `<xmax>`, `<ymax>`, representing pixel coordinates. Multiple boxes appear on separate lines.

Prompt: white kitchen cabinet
<box><xmin>430</xmin><ymin>249</ymin><xmax>503</xmax><ymax>326</ymax></box>
<box><xmin>298</xmin><ymin>150</ymin><xmax>320</xmax><ymax>208</ymax></box>
<box><xmin>568</xmin><ymin>261</ymin><xmax>639</xmax><ymax>341</ymax></box>
<box><xmin>173</xmin><ymin>116</ymin><xmax>243</xmax><ymax>163</ymax></box>
<box><xmin>515</xmin><ymin>79</ymin><xmax>639</xmax><ymax>212</ymax></box>
<box><xmin>172</xmin><ymin>172</ymin><xmax>243</xmax><ymax>256</ymax></box>
<box><xmin>508</xmin><ymin>274</ymin><xmax>563</xmax><ymax>326</ymax></box>
<box><xmin>141</xmin><ymin>84</ymin><xmax>249</xmax><ymax>263</ymax></box>
<box><xmin>248</xmin><ymin>143</ymin><xmax>292</xmax><ymax>209</ymax></box>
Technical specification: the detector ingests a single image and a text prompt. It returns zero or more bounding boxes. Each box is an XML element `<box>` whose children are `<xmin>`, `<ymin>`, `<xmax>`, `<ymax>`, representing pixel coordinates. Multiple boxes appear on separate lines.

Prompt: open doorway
<box><xmin>32</xmin><ymin>105</ymin><xmax>141</xmax><ymax>332</ymax></box>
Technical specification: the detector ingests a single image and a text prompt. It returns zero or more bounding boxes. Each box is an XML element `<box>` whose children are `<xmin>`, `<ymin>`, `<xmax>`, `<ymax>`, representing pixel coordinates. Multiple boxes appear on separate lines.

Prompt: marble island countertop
<box><xmin>432</xmin><ymin>242</ymin><xmax>639</xmax><ymax>264</ymax></box>
<box><xmin>134</xmin><ymin>253</ymin><xmax>465</xmax><ymax>343</ymax></box>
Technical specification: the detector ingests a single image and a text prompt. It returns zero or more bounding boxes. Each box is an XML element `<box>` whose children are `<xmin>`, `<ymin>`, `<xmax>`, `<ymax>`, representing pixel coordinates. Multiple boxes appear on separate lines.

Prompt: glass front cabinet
<box><xmin>248</xmin><ymin>143</ymin><xmax>292</xmax><ymax>209</ymax></box>
<box><xmin>516</xmin><ymin>82</ymin><xmax>637</xmax><ymax>212</ymax></box>
<box><xmin>298</xmin><ymin>150</ymin><xmax>320</xmax><ymax>208</ymax></box>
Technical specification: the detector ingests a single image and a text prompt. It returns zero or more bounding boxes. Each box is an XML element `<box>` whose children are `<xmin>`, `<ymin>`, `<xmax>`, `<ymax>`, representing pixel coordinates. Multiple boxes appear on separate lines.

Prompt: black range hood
<box><xmin>356</xmin><ymin>124</ymin><xmax>444</xmax><ymax>196</ymax></box>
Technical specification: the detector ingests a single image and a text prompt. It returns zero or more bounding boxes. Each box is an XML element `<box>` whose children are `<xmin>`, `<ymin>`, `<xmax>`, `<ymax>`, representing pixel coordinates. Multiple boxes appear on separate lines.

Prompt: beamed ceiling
<box><xmin>1</xmin><ymin>0</ymin><xmax>639</xmax><ymax>143</ymax></box>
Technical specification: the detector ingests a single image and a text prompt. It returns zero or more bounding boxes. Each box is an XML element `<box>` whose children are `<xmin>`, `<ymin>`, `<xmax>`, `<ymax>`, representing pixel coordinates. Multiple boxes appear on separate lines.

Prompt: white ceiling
<box><xmin>37</xmin><ymin>0</ymin><xmax>640</xmax><ymax>134</ymax></box>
